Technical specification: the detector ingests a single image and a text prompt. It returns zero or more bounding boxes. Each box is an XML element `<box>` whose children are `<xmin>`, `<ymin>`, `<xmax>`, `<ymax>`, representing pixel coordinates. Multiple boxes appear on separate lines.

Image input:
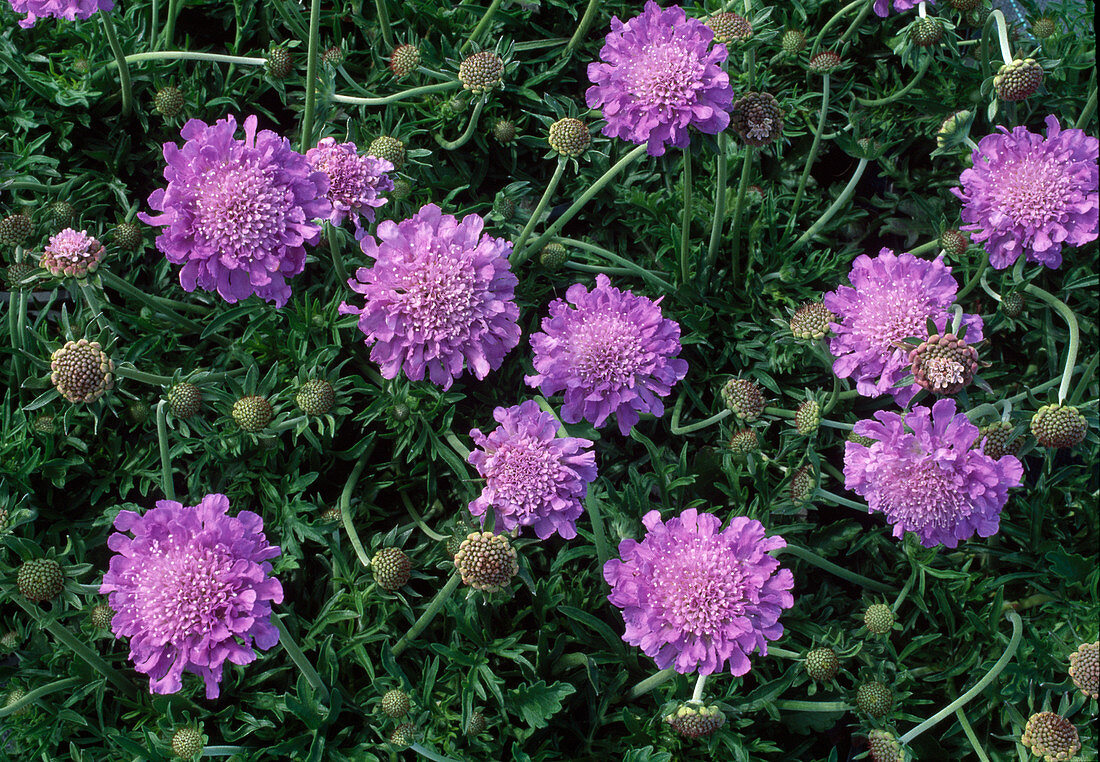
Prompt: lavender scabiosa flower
<box><xmin>306</xmin><ymin>137</ymin><xmax>394</xmax><ymax>232</ymax></box>
<box><xmin>525</xmin><ymin>274</ymin><xmax>688</xmax><ymax>435</ymax></box>
<box><xmin>467</xmin><ymin>400</ymin><xmax>598</xmax><ymax>540</ymax></box>
<box><xmin>99</xmin><ymin>494</ymin><xmax>283</xmax><ymax>699</ymax></box>
<box><xmin>844</xmin><ymin>399</ymin><xmax>1023</xmax><ymax>548</ymax></box>
<box><xmin>39</xmin><ymin>228</ymin><xmax>104</xmax><ymax>277</ymax></box>
<box><xmin>824</xmin><ymin>249</ymin><xmax>983</xmax><ymax>406</ymax></box>
<box><xmin>138</xmin><ymin>115</ymin><xmax>331</xmax><ymax>307</ymax></box>
<box><xmin>604</xmin><ymin>508</ymin><xmax>794</xmax><ymax>675</ymax></box>
<box><xmin>338</xmin><ymin>203</ymin><xmax>521</xmax><ymax>390</ymax></box>
<box><xmin>585</xmin><ymin>1</ymin><xmax>733</xmax><ymax>156</ymax></box>
<box><xmin>8</xmin><ymin>0</ymin><xmax>113</xmax><ymax>27</ymax></box>
<box><xmin>952</xmin><ymin>115</ymin><xmax>1099</xmax><ymax>270</ymax></box>
<box><xmin>872</xmin><ymin>0</ymin><xmax>930</xmax><ymax>16</ymax></box>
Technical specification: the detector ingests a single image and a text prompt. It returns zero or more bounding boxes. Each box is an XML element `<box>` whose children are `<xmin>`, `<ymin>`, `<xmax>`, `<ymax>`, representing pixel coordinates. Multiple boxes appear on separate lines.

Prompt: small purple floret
<box><xmin>585</xmin><ymin>1</ymin><xmax>733</xmax><ymax>156</ymax></box>
<box><xmin>604</xmin><ymin>508</ymin><xmax>794</xmax><ymax>676</ymax></box>
<box><xmin>525</xmin><ymin>273</ymin><xmax>688</xmax><ymax>435</ymax></box>
<box><xmin>843</xmin><ymin>399</ymin><xmax>1024</xmax><ymax>548</ymax></box>
<box><xmin>306</xmin><ymin>137</ymin><xmax>394</xmax><ymax>232</ymax></box>
<box><xmin>873</xmin><ymin>0</ymin><xmax>931</xmax><ymax>17</ymax></box>
<box><xmin>953</xmin><ymin>115</ymin><xmax>1099</xmax><ymax>270</ymax></box>
<box><xmin>99</xmin><ymin>494</ymin><xmax>283</xmax><ymax>699</ymax></box>
<box><xmin>467</xmin><ymin>400</ymin><xmax>598</xmax><ymax>540</ymax></box>
<box><xmin>138</xmin><ymin>114</ymin><xmax>331</xmax><ymax>307</ymax></box>
<box><xmin>8</xmin><ymin>0</ymin><xmax>113</xmax><ymax>27</ymax></box>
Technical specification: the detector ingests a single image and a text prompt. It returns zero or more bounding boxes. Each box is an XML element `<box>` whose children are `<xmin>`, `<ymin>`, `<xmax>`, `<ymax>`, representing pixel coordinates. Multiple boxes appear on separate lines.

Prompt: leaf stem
<box><xmin>627</xmin><ymin>666</ymin><xmax>677</xmax><ymax>699</ymax></box>
<box><xmin>392</xmin><ymin>572</ymin><xmax>462</xmax><ymax>656</ymax></box>
<box><xmin>705</xmin><ymin>131</ymin><xmax>729</xmax><ymax>273</ymax></box>
<box><xmin>100</xmin><ymin>14</ymin><xmax>132</xmax><ymax>117</ymax></box>
<box><xmin>299</xmin><ymin>0</ymin><xmax>322</xmax><ymax>152</ymax></box>
<box><xmin>375</xmin><ymin>0</ymin><xmax>394</xmax><ymax>49</ymax></box>
<box><xmin>565</xmin><ymin>0</ymin><xmax>602</xmax><ymax>55</ymax></box>
<box><xmin>777</xmin><ymin>543</ymin><xmax>894</xmax><ymax>593</ymax></box>
<box><xmin>0</xmin><ymin>677</ymin><xmax>81</xmax><ymax>718</ymax></box>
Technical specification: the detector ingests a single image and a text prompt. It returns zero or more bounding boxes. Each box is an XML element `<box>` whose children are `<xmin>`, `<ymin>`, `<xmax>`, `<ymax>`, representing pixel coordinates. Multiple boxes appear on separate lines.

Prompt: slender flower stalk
<box><xmin>856</xmin><ymin>57</ymin><xmax>930</xmax><ymax>107</ymax></box>
<box><xmin>991</xmin><ymin>10</ymin><xmax>1014</xmax><ymax>65</ymax></box>
<box><xmin>374</xmin><ymin>0</ymin><xmax>393</xmax><ymax>48</ymax></box>
<box><xmin>790</xmin><ymin>73</ymin><xmax>831</xmax><ymax>227</ymax></box>
<box><xmin>793</xmin><ymin>158</ymin><xmax>868</xmax><ymax>250</ymax></box>
<box><xmin>299</xmin><ymin>0</ymin><xmax>322</xmax><ymax>152</ymax></box>
<box><xmin>729</xmin><ymin>146</ymin><xmax>755</xmax><ymax>283</ymax></box>
<box><xmin>109</xmin><ymin>51</ymin><xmax>267</xmax><ymax>68</ymax></box>
<box><xmin>669</xmin><ymin>395</ymin><xmax>732</xmax><ymax>435</ymax></box>
<box><xmin>679</xmin><ymin>149</ymin><xmax>693</xmax><ymax>283</ymax></box>
<box><xmin>776</xmin><ymin>543</ymin><xmax>894</xmax><ymax>593</ymax></box>
<box><xmin>155</xmin><ymin>401</ymin><xmax>175</xmax><ymax>501</ymax></box>
<box><xmin>556</xmin><ymin>237</ymin><xmax>675</xmax><ymax>291</ymax></box>
<box><xmin>272</xmin><ymin>616</ymin><xmax>329</xmax><ymax>701</ymax></box>
<box><xmin>326</xmin><ymin>226</ymin><xmax>349</xmax><ymax>287</ymax></box>
<box><xmin>900</xmin><ymin>611</ymin><xmax>1022</xmax><ymax>743</ymax></box>
<box><xmin>463</xmin><ymin>0</ymin><xmax>503</xmax><ymax>51</ymax></box>
<box><xmin>811</xmin><ymin>0</ymin><xmax>863</xmax><ymax>55</ymax></box>
<box><xmin>1023</xmin><ymin>285</ymin><xmax>1080</xmax><ymax>403</ymax></box>
<box><xmin>706</xmin><ymin>131</ymin><xmax>729</xmax><ymax>272</ymax></box>
<box><xmin>100</xmin><ymin>14</ymin><xmax>132</xmax><ymax>117</ymax></box>
<box><xmin>512</xmin><ymin>158</ymin><xmax>567</xmax><ymax>266</ymax></box>
<box><xmin>817</xmin><ymin>487</ymin><xmax>869</xmax><ymax>512</ymax></box>
<box><xmin>401</xmin><ymin>493</ymin><xmax>448</xmax><ymax>542</ymax></box>
<box><xmin>565</xmin><ymin>0</ymin><xmax>602</xmax><ymax>55</ymax></box>
<box><xmin>330</xmin><ymin>81</ymin><xmax>459</xmax><ymax>107</ymax></box>
<box><xmin>585</xmin><ymin>492</ymin><xmax>612</xmax><ymax>572</ymax></box>
<box><xmin>691</xmin><ymin>673</ymin><xmax>707</xmax><ymax>702</ymax></box>
<box><xmin>628</xmin><ymin>667</ymin><xmax>677</xmax><ymax>698</ymax></box>
<box><xmin>392</xmin><ymin>572</ymin><xmax>462</xmax><ymax>656</ymax></box>
<box><xmin>338</xmin><ymin>452</ymin><xmax>374</xmax><ymax>569</ymax></box>
<box><xmin>1076</xmin><ymin>86</ymin><xmax>1097</xmax><ymax>130</ymax></box>
<box><xmin>0</xmin><ymin>677</ymin><xmax>81</xmax><ymax>718</ymax></box>
<box><xmin>956</xmin><ymin>708</ymin><xmax>993</xmax><ymax>762</ymax></box>
<box><xmin>163</xmin><ymin>0</ymin><xmax>181</xmax><ymax>48</ymax></box>
<box><xmin>434</xmin><ymin>98</ymin><xmax>487</xmax><ymax>151</ymax></box>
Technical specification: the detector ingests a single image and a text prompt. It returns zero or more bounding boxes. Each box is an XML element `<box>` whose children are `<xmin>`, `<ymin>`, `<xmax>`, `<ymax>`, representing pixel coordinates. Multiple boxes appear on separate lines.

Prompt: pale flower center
<box><xmin>131</xmin><ymin>540</ymin><xmax>236</xmax><ymax>644</ymax></box>
<box><xmin>568</xmin><ymin>310</ymin><xmax>644</xmax><ymax>387</ymax></box>
<box><xmin>626</xmin><ymin>41</ymin><xmax>705</xmax><ymax>110</ymax></box>
<box><xmin>651</xmin><ymin>542</ymin><xmax>746</xmax><ymax>637</ymax></box>
<box><xmin>194</xmin><ymin>160</ymin><xmax>287</xmax><ymax>260</ymax></box>
<box><xmin>990</xmin><ymin>155</ymin><xmax>1071</xmax><ymax>227</ymax></box>
<box><xmin>394</xmin><ymin>250</ymin><xmax>477</xmax><ymax>340</ymax></box>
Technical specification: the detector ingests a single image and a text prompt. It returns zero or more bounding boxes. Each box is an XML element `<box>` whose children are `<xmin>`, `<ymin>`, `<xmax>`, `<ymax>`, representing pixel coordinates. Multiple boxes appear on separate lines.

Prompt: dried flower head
<box><xmin>730</xmin><ymin>92</ymin><xmax>784</xmax><ymax>147</ymax></box>
<box><xmin>1021</xmin><ymin>712</ymin><xmax>1081</xmax><ymax>761</ymax></box>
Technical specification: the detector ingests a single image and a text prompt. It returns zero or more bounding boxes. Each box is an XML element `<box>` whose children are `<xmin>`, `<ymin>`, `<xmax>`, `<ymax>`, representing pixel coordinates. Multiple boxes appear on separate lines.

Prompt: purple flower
<box><xmin>99</xmin><ymin>494</ymin><xmax>283</xmax><ymax>699</ymax></box>
<box><xmin>138</xmin><ymin>115</ymin><xmax>331</xmax><ymax>308</ymax></box>
<box><xmin>824</xmin><ymin>249</ymin><xmax>983</xmax><ymax>406</ymax></box>
<box><xmin>338</xmin><ymin>203</ymin><xmax>521</xmax><ymax>390</ymax></box>
<box><xmin>844</xmin><ymin>399</ymin><xmax>1024</xmax><ymax>548</ymax></box>
<box><xmin>952</xmin><ymin>115</ymin><xmax>1099</xmax><ymax>270</ymax></box>
<box><xmin>40</xmin><ymin>228</ymin><xmax>104</xmax><ymax>278</ymax></box>
<box><xmin>525</xmin><ymin>274</ymin><xmax>688</xmax><ymax>435</ymax></box>
<box><xmin>467</xmin><ymin>400</ymin><xmax>598</xmax><ymax>540</ymax></box>
<box><xmin>872</xmin><ymin>0</ymin><xmax>930</xmax><ymax>17</ymax></box>
<box><xmin>585</xmin><ymin>1</ymin><xmax>732</xmax><ymax>156</ymax></box>
<box><xmin>604</xmin><ymin>508</ymin><xmax>794</xmax><ymax>676</ymax></box>
<box><xmin>8</xmin><ymin>0</ymin><xmax>113</xmax><ymax>27</ymax></box>
<box><xmin>306</xmin><ymin>137</ymin><xmax>394</xmax><ymax>232</ymax></box>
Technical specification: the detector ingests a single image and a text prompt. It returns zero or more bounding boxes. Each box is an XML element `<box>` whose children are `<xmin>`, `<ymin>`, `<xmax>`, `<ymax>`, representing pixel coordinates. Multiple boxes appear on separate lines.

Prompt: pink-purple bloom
<box><xmin>952</xmin><ymin>115</ymin><xmax>1099</xmax><ymax>270</ymax></box>
<box><xmin>872</xmin><ymin>0</ymin><xmax>929</xmax><ymax>16</ymax></box>
<box><xmin>99</xmin><ymin>494</ymin><xmax>283</xmax><ymax>699</ymax></box>
<box><xmin>40</xmin><ymin>228</ymin><xmax>104</xmax><ymax>277</ymax></box>
<box><xmin>824</xmin><ymin>249</ymin><xmax>983</xmax><ymax>406</ymax></box>
<box><xmin>525</xmin><ymin>274</ymin><xmax>688</xmax><ymax>435</ymax></box>
<box><xmin>339</xmin><ymin>203</ymin><xmax>521</xmax><ymax>390</ymax></box>
<box><xmin>138</xmin><ymin>114</ymin><xmax>331</xmax><ymax>307</ymax></box>
<box><xmin>604</xmin><ymin>508</ymin><xmax>794</xmax><ymax>676</ymax></box>
<box><xmin>8</xmin><ymin>0</ymin><xmax>112</xmax><ymax>27</ymax></box>
<box><xmin>467</xmin><ymin>400</ymin><xmax>598</xmax><ymax>540</ymax></box>
<box><xmin>585</xmin><ymin>1</ymin><xmax>733</xmax><ymax>156</ymax></box>
<box><xmin>306</xmin><ymin>137</ymin><xmax>394</xmax><ymax>232</ymax></box>
<box><xmin>843</xmin><ymin>399</ymin><xmax>1023</xmax><ymax>548</ymax></box>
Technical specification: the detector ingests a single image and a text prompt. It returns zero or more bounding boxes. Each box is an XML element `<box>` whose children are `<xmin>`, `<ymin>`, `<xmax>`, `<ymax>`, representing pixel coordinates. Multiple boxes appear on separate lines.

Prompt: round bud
<box><xmin>789</xmin><ymin>302</ymin><xmax>835</xmax><ymax>339</ymax></box>
<box><xmin>493</xmin><ymin>195</ymin><xmax>516</xmax><ymax>220</ymax></box>
<box><xmin>795</xmin><ymin>399</ymin><xmax>821</xmax><ymax>435</ymax></box>
<box><xmin>1001</xmin><ymin>291</ymin><xmax>1024</xmax><ymax>318</ymax></box>
<box><xmin>128</xmin><ymin>400</ymin><xmax>151</xmax><ymax>425</ymax></box>
<box><xmin>465</xmin><ymin>709</ymin><xmax>487</xmax><ymax>736</ymax></box>
<box><xmin>0</xmin><ymin>211</ymin><xmax>32</xmax><ymax>247</ymax></box>
<box><xmin>321</xmin><ymin>46</ymin><xmax>345</xmax><ymax>67</ymax></box>
<box><xmin>265</xmin><ymin>46</ymin><xmax>294</xmax><ymax>79</ymax></box>
<box><xmin>547</xmin><ymin>117</ymin><xmax>590</xmax><ymax>158</ymax></box>
<box><xmin>727</xmin><ymin>428</ymin><xmax>760</xmax><ymax>455</ymax></box>
<box><xmin>454</xmin><ymin>532</ymin><xmax>518</xmax><ymax>593</ymax></box>
<box><xmin>492</xmin><ymin>119</ymin><xmax>517</xmax><ymax>144</ymax></box>
<box><xmin>1031</xmin><ymin>17</ymin><xmax>1056</xmax><ymax>39</ymax></box>
<box><xmin>939</xmin><ymin>228</ymin><xmax>968</xmax><ymax>258</ymax></box>
<box><xmin>867</xmin><ymin>730</ymin><xmax>906</xmax><ymax>762</ymax></box>
<box><xmin>721</xmin><ymin>378</ymin><xmax>765</xmax><ymax>421</ymax></box>
<box><xmin>73</xmin><ymin>56</ymin><xmax>90</xmax><ymax>75</ymax></box>
<box><xmin>33</xmin><ymin>413</ymin><xmax>56</xmax><ymax>434</ymax></box>
<box><xmin>391</xmin><ymin>401</ymin><xmax>411</xmax><ymax>422</ymax></box>
<box><xmin>730</xmin><ymin>92</ymin><xmax>784</xmax><ymax>147</ymax></box>
<box><xmin>154</xmin><ymin>86</ymin><xmax>184</xmax><ymax>117</ymax></box>
<box><xmin>167</xmin><ymin>382</ymin><xmax>202</xmax><ymax>418</ymax></box>
<box><xmin>48</xmin><ymin>201</ymin><xmax>75</xmax><ymax>230</ymax></box>
<box><xmin>112</xmin><ymin>221</ymin><xmax>143</xmax><ymax>251</ymax></box>
<box><xmin>664</xmin><ymin>703</ymin><xmax>725</xmax><ymax>739</ymax></box>
<box><xmin>17</xmin><ymin>558</ymin><xmax>64</xmax><ymax>602</ymax></box>
<box><xmin>232</xmin><ymin>395</ymin><xmax>273</xmax><ymax>432</ymax></box>
<box><xmin>808</xmin><ymin>50</ymin><xmax>842</xmax><ymax>74</ymax></box>
<box><xmin>0</xmin><ymin>631</ymin><xmax>19</xmax><ymax>652</ymax></box>
<box><xmin>864</xmin><ymin>603</ymin><xmax>894</xmax><ymax>635</ymax></box>
<box><xmin>371</xmin><ymin>547</ymin><xmax>412</xmax><ymax>591</ymax></box>
<box><xmin>4</xmin><ymin>261</ymin><xmax>35</xmax><ymax>290</ymax></box>
<box><xmin>50</xmin><ymin>339</ymin><xmax>114</xmax><ymax>403</ymax></box>
<box><xmin>367</xmin><ymin>136</ymin><xmax>406</xmax><ymax>170</ymax></box>
<box><xmin>458</xmin><ymin>51</ymin><xmax>504</xmax><ymax>94</ymax></box>
<box><xmin>391</xmin><ymin>178</ymin><xmax>413</xmax><ymax>200</ymax></box>
<box><xmin>910</xmin><ymin>17</ymin><xmax>944</xmax><ymax>46</ymax></box>
<box><xmin>946</xmin><ymin>0</ymin><xmax>981</xmax><ymax>9</ymax></box>
<box><xmin>936</xmin><ymin>110</ymin><xmax>973</xmax><ymax>149</ymax></box>
<box><xmin>804</xmin><ymin>647</ymin><xmax>840</xmax><ymax>681</ymax></box>
<box><xmin>789</xmin><ymin>465</ymin><xmax>815</xmax><ymax>506</ymax></box>
<box><xmin>977</xmin><ymin>421</ymin><xmax>1022</xmax><ymax>459</ymax></box>
<box><xmin>90</xmin><ymin>602</ymin><xmax>113</xmax><ymax>629</ymax></box>
<box><xmin>539</xmin><ymin>242</ymin><xmax>568</xmax><ymax>271</ymax></box>
<box><xmin>994</xmin><ymin>58</ymin><xmax>1043</xmax><ymax>101</ymax></box>
<box><xmin>707</xmin><ymin>12</ymin><xmax>752</xmax><ymax>44</ymax></box>
<box><xmin>381</xmin><ymin>689</ymin><xmax>411</xmax><ymax>718</ymax></box>
<box><xmin>855</xmin><ymin>681</ymin><xmax>893</xmax><ymax>718</ymax></box>
<box><xmin>1021</xmin><ymin>712</ymin><xmax>1081</xmax><ymax>762</ymax></box>
<box><xmin>389</xmin><ymin>723</ymin><xmax>417</xmax><ymax>748</ymax></box>
<box><xmin>3</xmin><ymin>688</ymin><xmax>30</xmax><ymax>717</ymax></box>
<box><xmin>1068</xmin><ymin>641</ymin><xmax>1098</xmax><ymax>701</ymax></box>
<box><xmin>1030</xmin><ymin>404</ymin><xmax>1088</xmax><ymax>449</ymax></box>
<box><xmin>295</xmin><ymin>379</ymin><xmax>336</xmax><ymax>416</ymax></box>
<box><xmin>171</xmin><ymin>726</ymin><xmax>204</xmax><ymax>759</ymax></box>
<box><xmin>389</xmin><ymin>44</ymin><xmax>421</xmax><ymax>79</ymax></box>
<box><xmin>781</xmin><ymin>29</ymin><xmax>807</xmax><ymax>54</ymax></box>
<box><xmin>321</xmin><ymin>506</ymin><xmax>341</xmax><ymax>523</ymax></box>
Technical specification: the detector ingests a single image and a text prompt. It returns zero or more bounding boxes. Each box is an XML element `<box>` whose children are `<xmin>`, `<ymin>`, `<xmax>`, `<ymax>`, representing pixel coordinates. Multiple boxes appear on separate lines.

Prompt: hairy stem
<box><xmin>511</xmin><ymin>158</ymin><xmax>568</xmax><ymax>266</ymax></box>
<box><xmin>705</xmin><ymin>131</ymin><xmax>729</xmax><ymax>272</ymax></box>
<box><xmin>790</xmin><ymin>73</ymin><xmax>831</xmax><ymax>226</ymax></box>
<box><xmin>729</xmin><ymin>146</ymin><xmax>755</xmax><ymax>284</ymax></box>
<box><xmin>156</xmin><ymin>401</ymin><xmax>176</xmax><ymax>501</ymax></box>
<box><xmin>331</xmin><ymin>80</ymin><xmax>459</xmax><ymax>107</ymax></box>
<box><xmin>100</xmin><ymin>14</ymin><xmax>132</xmax><ymax>117</ymax></box>
<box><xmin>392</xmin><ymin>572</ymin><xmax>462</xmax><ymax>656</ymax></box>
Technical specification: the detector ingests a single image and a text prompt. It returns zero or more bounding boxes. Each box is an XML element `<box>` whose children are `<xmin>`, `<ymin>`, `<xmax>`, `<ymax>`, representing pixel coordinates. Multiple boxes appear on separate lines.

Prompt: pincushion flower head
<box><xmin>138</xmin><ymin>115</ymin><xmax>331</xmax><ymax>307</ymax></box>
<box><xmin>872</xmin><ymin>0</ymin><xmax>930</xmax><ymax>16</ymax></box>
<box><xmin>585</xmin><ymin>1</ymin><xmax>733</xmax><ymax>156</ymax></box>
<box><xmin>604</xmin><ymin>508</ymin><xmax>794</xmax><ymax>676</ymax></box>
<box><xmin>952</xmin><ymin>115</ymin><xmax>1098</xmax><ymax>270</ymax></box>
<box><xmin>99</xmin><ymin>494</ymin><xmax>283</xmax><ymax>699</ymax></box>
<box><xmin>39</xmin><ymin>228</ymin><xmax>104</xmax><ymax>278</ymax></box>
<box><xmin>467</xmin><ymin>400</ymin><xmax>598</xmax><ymax>540</ymax></box>
<box><xmin>306</xmin><ymin>137</ymin><xmax>394</xmax><ymax>232</ymax></box>
<box><xmin>525</xmin><ymin>274</ymin><xmax>688</xmax><ymax>435</ymax></box>
<box><xmin>8</xmin><ymin>0</ymin><xmax>113</xmax><ymax>27</ymax></box>
<box><xmin>338</xmin><ymin>203</ymin><xmax>521</xmax><ymax>389</ymax></box>
<box><xmin>844</xmin><ymin>399</ymin><xmax>1023</xmax><ymax>548</ymax></box>
<box><xmin>824</xmin><ymin>249</ymin><xmax>983</xmax><ymax>406</ymax></box>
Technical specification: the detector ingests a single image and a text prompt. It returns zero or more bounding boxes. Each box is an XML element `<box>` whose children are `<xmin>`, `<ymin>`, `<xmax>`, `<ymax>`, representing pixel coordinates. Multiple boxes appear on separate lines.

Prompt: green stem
<box><xmin>100</xmin><ymin>14</ymin><xmax>132</xmax><ymax>117</ymax></box>
<box><xmin>392</xmin><ymin>572</ymin><xmax>462</xmax><ymax>656</ymax></box>
<box><xmin>627</xmin><ymin>667</ymin><xmax>677</xmax><ymax>699</ymax></box>
<box><xmin>111</xmin><ymin>51</ymin><xmax>267</xmax><ymax>68</ymax></box>
<box><xmin>515</xmin><ymin>38</ymin><xmax>570</xmax><ymax>52</ymax></box>
<box><xmin>991</xmin><ymin>10</ymin><xmax>1015</xmax><ymax>66</ymax></box>
<box><xmin>203</xmin><ymin>748</ymin><xmax>252</xmax><ymax>758</ymax></box>
<box><xmin>338</xmin><ymin>453</ymin><xmax>374</xmax><ymax>569</ymax></box>
<box><xmin>401</xmin><ymin>493</ymin><xmax>448</xmax><ymax>542</ymax></box>
<box><xmin>330</xmin><ymin>81</ymin><xmax>459</xmax><ymax>107</ymax></box>
<box><xmin>0</xmin><ymin>677</ymin><xmax>81</xmax><ymax>718</ymax></box>
<box><xmin>100</xmin><ymin>270</ymin><xmax>207</xmax><ymax>315</ymax></box>
<box><xmin>565</xmin><ymin>0</ymin><xmax>602</xmax><ymax>55</ymax></box>
<box><xmin>273</xmin><ymin>615</ymin><xmax>329</xmax><ymax>701</ymax></box>
<box><xmin>979</xmin><ymin>11</ymin><xmax>997</xmax><ymax>82</ymax></box>
<box><xmin>557</xmin><ymin>237</ymin><xmax>675</xmax><ymax>292</ymax></box>
<box><xmin>1023</xmin><ymin>285</ymin><xmax>1079</xmax><ymax>403</ymax></box>
<box><xmin>811</xmin><ymin>0</ymin><xmax>864</xmax><ymax>56</ymax></box>
<box><xmin>463</xmin><ymin>0</ymin><xmax>504</xmax><ymax>51</ymax></box>
<box><xmin>375</xmin><ymin>0</ymin><xmax>394</xmax><ymax>49</ymax></box>
<box><xmin>78</xmin><ymin>281</ymin><xmax>110</xmax><ymax>334</ymax></box>
<box><xmin>900</xmin><ymin>611</ymin><xmax>1023</xmax><ymax>744</ymax></box>
<box><xmin>444</xmin><ymin>431</ymin><xmax>472</xmax><ymax>461</ymax></box>
<box><xmin>679</xmin><ymin>148</ymin><xmax>693</xmax><ymax>284</ymax></box>
<box><xmin>408</xmin><ymin>744</ymin><xmax>465</xmax><ymax>762</ymax></box>
<box><xmin>817</xmin><ymin>488</ymin><xmax>868</xmax><ymax>513</ymax></box>
<box><xmin>956</xmin><ymin>256</ymin><xmax>988</xmax><ymax>301</ymax></box>
<box><xmin>150</xmin><ymin>0</ymin><xmax>160</xmax><ymax>51</ymax></box>
<box><xmin>670</xmin><ymin>399</ymin><xmax>732</xmax><ymax>435</ymax></box>
<box><xmin>12</xmin><ymin>597</ymin><xmax>135</xmax><ymax>695</ymax></box>
<box><xmin>956</xmin><ymin>707</ymin><xmax>993</xmax><ymax>762</ymax></box>
<box><xmin>511</xmin><ymin>158</ymin><xmax>567</xmax><ymax>266</ymax></box>
<box><xmin>525</xmin><ymin>144</ymin><xmax>649</xmax><ymax>256</ymax></box>
<box><xmin>156</xmin><ymin>401</ymin><xmax>176</xmax><ymax>501</ymax></box>
<box><xmin>705</xmin><ymin>131</ymin><xmax>729</xmax><ymax>272</ymax></box>
<box><xmin>777</xmin><ymin>544</ymin><xmax>895</xmax><ymax>593</ymax></box>
<box><xmin>775</xmin><ymin>700</ymin><xmax>852</xmax><ymax>712</ymax></box>
<box><xmin>767</xmin><ymin>646</ymin><xmax>800</xmax><ymax>659</ymax></box>
<box><xmin>909</xmin><ymin>239</ymin><xmax>940</xmax><ymax>256</ymax></box>
<box><xmin>327</xmin><ymin>226</ymin><xmax>350</xmax><ymax>287</ymax></box>
<box><xmin>729</xmin><ymin>146</ymin><xmax>755</xmax><ymax>284</ymax></box>
<box><xmin>1069</xmin><ymin>352</ymin><xmax>1097</xmax><ymax>406</ymax></box>
<box><xmin>1075</xmin><ymin>86</ymin><xmax>1097</xmax><ymax>130</ymax></box>
<box><xmin>116</xmin><ymin>366</ymin><xmax>174</xmax><ymax>386</ymax></box>
<box><xmin>163</xmin><ymin>0</ymin><xmax>181</xmax><ymax>49</ymax></box>
<box><xmin>585</xmin><ymin>492</ymin><xmax>612</xmax><ymax>574</ymax></box>
<box><xmin>691</xmin><ymin>673</ymin><xmax>707</xmax><ymax>702</ymax></box>
<box><xmin>836</xmin><ymin>0</ymin><xmax>874</xmax><ymax>48</ymax></box>
<box><xmin>300</xmin><ymin>0</ymin><xmax>322</xmax><ymax>152</ymax></box>
<box><xmin>792</xmin><ymin>158</ymin><xmax>868</xmax><ymax>251</ymax></box>
<box><xmin>790</xmin><ymin>73</ymin><xmax>830</xmax><ymax>227</ymax></box>
<box><xmin>856</xmin><ymin>57</ymin><xmax>931</xmax><ymax>107</ymax></box>
<box><xmin>434</xmin><ymin>98</ymin><xmax>486</xmax><ymax>151</ymax></box>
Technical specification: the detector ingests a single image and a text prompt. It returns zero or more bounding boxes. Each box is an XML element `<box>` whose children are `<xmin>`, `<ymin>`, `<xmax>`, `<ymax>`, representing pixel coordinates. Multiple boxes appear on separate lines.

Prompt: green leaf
<box><xmin>505</xmin><ymin>680</ymin><xmax>576</xmax><ymax>729</ymax></box>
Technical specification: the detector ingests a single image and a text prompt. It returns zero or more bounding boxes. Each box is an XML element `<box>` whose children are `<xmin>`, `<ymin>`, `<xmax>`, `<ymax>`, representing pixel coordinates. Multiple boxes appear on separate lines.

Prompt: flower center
<box><xmin>568</xmin><ymin>310</ymin><xmax>645</xmax><ymax>387</ymax></box>
<box><xmin>651</xmin><ymin>542</ymin><xmax>746</xmax><ymax>637</ymax></box>
<box><xmin>315</xmin><ymin>153</ymin><xmax>368</xmax><ymax>207</ymax></box>
<box><xmin>487</xmin><ymin>440</ymin><xmax>558</xmax><ymax>513</ymax></box>
<box><xmin>193</xmin><ymin>160</ymin><xmax>287</xmax><ymax>261</ymax></box>
<box><xmin>990</xmin><ymin>155</ymin><xmax>1071</xmax><ymax>228</ymax></box>
<box><xmin>923</xmin><ymin>356</ymin><xmax>965</xmax><ymax>389</ymax></box>
<box><xmin>393</xmin><ymin>250</ymin><xmax>477</xmax><ymax>339</ymax></box>
<box><xmin>879</xmin><ymin>458</ymin><xmax>969</xmax><ymax>530</ymax></box>
<box><xmin>626</xmin><ymin>41</ymin><xmax>705</xmax><ymax>110</ymax></box>
<box><xmin>132</xmin><ymin>540</ymin><xmax>236</xmax><ymax>644</ymax></box>
<box><xmin>850</xmin><ymin>286</ymin><xmax>937</xmax><ymax>355</ymax></box>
